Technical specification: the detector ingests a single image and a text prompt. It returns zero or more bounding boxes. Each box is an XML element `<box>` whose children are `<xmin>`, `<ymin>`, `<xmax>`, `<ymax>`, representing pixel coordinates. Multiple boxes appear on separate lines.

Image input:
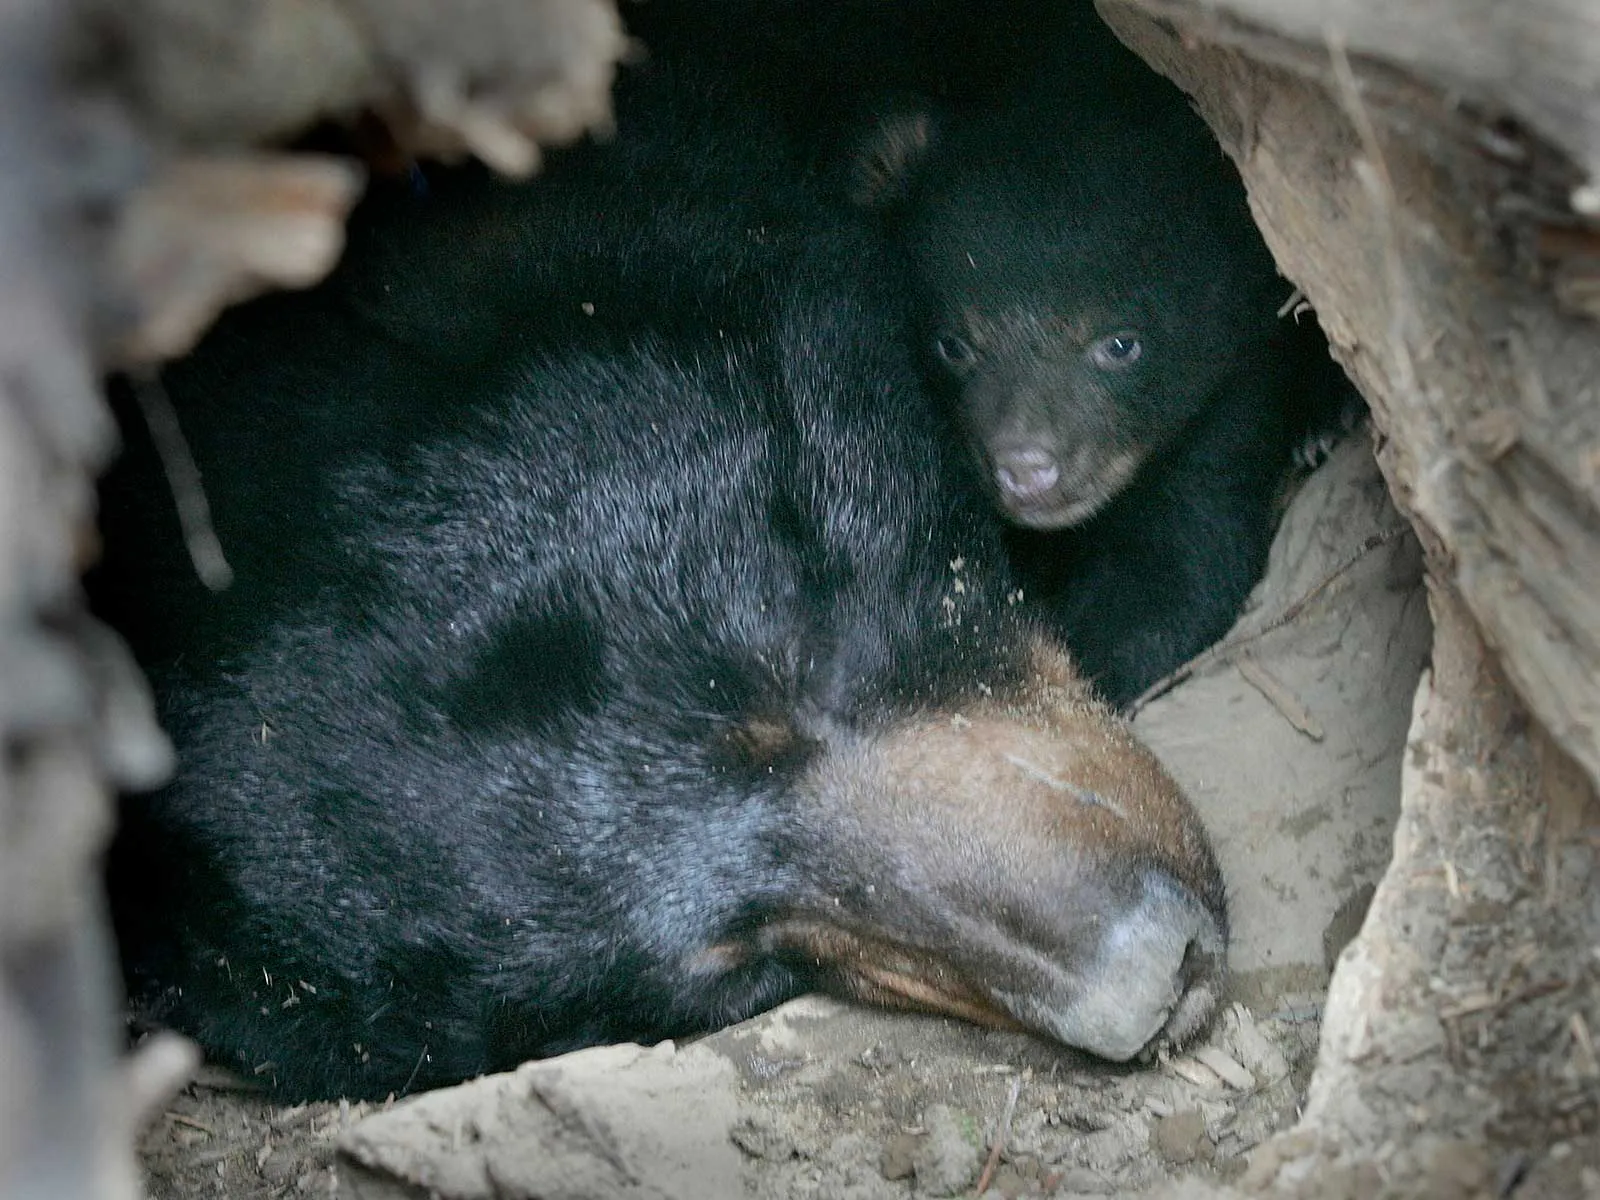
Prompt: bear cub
<box><xmin>852</xmin><ymin>33</ymin><xmax>1361</xmax><ymax>707</ymax></box>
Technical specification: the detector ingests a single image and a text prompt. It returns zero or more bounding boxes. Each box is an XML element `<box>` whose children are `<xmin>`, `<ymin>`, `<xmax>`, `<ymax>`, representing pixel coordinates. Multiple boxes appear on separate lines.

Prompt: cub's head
<box><xmin>851</xmin><ymin>97</ymin><xmax>1286</xmax><ymax>530</ymax></box>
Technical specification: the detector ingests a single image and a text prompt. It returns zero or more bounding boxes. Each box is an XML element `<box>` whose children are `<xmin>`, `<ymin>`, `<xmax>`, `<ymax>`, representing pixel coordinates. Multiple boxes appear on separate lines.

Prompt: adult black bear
<box><xmin>850</xmin><ymin>10</ymin><xmax>1360</xmax><ymax>707</ymax></box>
<box><xmin>99</xmin><ymin>62</ymin><xmax>1227</xmax><ymax>1102</ymax></box>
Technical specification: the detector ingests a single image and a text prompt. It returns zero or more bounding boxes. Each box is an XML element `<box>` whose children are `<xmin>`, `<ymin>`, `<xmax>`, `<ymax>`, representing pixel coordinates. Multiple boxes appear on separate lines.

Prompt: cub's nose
<box><xmin>993</xmin><ymin>446</ymin><xmax>1061</xmax><ymax>502</ymax></box>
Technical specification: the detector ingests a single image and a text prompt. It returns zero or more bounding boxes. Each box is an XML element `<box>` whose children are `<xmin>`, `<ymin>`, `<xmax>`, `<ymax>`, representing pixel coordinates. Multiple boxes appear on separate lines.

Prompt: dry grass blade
<box><xmin>973</xmin><ymin>1075</ymin><xmax>1023</xmax><ymax>1196</ymax></box>
<box><xmin>129</xmin><ymin>372</ymin><xmax>235</xmax><ymax>591</ymax></box>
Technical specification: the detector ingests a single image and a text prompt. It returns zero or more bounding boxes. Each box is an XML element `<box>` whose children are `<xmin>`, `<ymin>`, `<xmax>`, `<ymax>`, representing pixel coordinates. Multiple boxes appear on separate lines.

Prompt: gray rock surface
<box><xmin>341</xmin><ymin>1041</ymin><xmax>746</xmax><ymax>1199</ymax></box>
<box><xmin>1135</xmin><ymin>435</ymin><xmax>1428</xmax><ymax>1006</ymax></box>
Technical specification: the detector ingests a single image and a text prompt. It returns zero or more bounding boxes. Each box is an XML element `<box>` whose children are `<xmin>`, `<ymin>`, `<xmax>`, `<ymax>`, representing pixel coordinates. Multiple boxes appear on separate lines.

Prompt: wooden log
<box><xmin>1101</xmin><ymin>0</ymin><xmax>1600</xmax><ymax>790</ymax></box>
<box><xmin>1105</xmin><ymin>0</ymin><xmax>1600</xmax><ymax>192</ymax></box>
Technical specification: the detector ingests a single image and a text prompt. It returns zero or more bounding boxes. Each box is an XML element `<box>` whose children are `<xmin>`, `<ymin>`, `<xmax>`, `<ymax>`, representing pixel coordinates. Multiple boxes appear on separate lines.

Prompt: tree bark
<box><xmin>1101</xmin><ymin>0</ymin><xmax>1600</xmax><ymax>795</ymax></box>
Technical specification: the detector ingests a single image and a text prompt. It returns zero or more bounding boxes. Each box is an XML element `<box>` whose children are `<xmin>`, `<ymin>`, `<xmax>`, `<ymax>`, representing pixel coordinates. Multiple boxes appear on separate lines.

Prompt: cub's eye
<box><xmin>1088</xmin><ymin>332</ymin><xmax>1143</xmax><ymax>370</ymax></box>
<box><xmin>935</xmin><ymin>334</ymin><xmax>976</xmax><ymax>368</ymax></box>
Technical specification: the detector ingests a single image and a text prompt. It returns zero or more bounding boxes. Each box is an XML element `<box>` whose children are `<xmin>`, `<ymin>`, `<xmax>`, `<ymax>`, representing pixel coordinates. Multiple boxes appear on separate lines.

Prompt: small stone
<box><xmin>1240</xmin><ymin>1129</ymin><xmax>1321</xmax><ymax>1190</ymax></box>
<box><xmin>1076</xmin><ymin>1116</ymin><xmax>1149</xmax><ymax>1172</ymax></box>
<box><xmin>1415</xmin><ymin>1138</ymin><xmax>1493</xmax><ymax>1192</ymax></box>
<box><xmin>912</xmin><ymin>1104</ymin><xmax>981</xmax><ymax>1196</ymax></box>
<box><xmin>990</xmin><ymin>1164</ymin><xmax>1031</xmax><ymax>1198</ymax></box>
<box><xmin>730</xmin><ymin>1114</ymin><xmax>795</xmax><ymax>1161</ymax></box>
<box><xmin>258</xmin><ymin>1148</ymin><xmax>299</xmax><ymax>1184</ymax></box>
<box><xmin>1150</xmin><ymin>1108</ymin><xmax>1209</xmax><ymax>1165</ymax></box>
<box><xmin>880</xmin><ymin>1132</ymin><xmax>919</xmax><ymax>1181</ymax></box>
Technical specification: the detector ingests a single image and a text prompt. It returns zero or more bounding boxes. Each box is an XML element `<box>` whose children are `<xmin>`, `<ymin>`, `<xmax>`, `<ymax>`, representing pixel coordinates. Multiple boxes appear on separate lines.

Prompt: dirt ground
<box><xmin>131</xmin><ymin>436</ymin><xmax>1430</xmax><ymax>1199</ymax></box>
<box><xmin>136</xmin><ymin>997</ymin><xmax>1324</xmax><ymax>1200</ymax></box>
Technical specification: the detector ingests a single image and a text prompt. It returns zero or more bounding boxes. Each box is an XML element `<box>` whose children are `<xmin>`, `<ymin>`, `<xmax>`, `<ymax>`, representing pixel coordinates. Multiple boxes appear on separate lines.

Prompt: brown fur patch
<box><xmin>762</xmin><ymin>919</ymin><xmax>1024</xmax><ymax>1031</ymax></box>
<box><xmin>959</xmin><ymin>306</ymin><xmax>1094</xmax><ymax>352</ymax></box>
<box><xmin>723</xmin><ymin>713</ymin><xmax>808</xmax><ymax>770</ymax></box>
<box><xmin>767</xmin><ymin>632</ymin><xmax>1225</xmax><ymax>1058</ymax></box>
<box><xmin>868</xmin><ymin>635</ymin><xmax>1221</xmax><ymax>909</ymax></box>
<box><xmin>685</xmin><ymin>942</ymin><xmax>750</xmax><ymax>977</ymax></box>
<box><xmin>849</xmin><ymin>111</ymin><xmax>934</xmax><ymax>209</ymax></box>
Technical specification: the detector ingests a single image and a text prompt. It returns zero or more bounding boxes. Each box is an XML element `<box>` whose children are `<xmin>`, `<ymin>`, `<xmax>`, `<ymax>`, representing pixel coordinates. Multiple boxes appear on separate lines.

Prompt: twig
<box><xmin>128</xmin><ymin>370</ymin><xmax>234</xmax><ymax>591</ymax></box>
<box><xmin>1570</xmin><ymin>1011</ymin><xmax>1599</xmax><ymax>1078</ymax></box>
<box><xmin>1492</xmin><ymin>977</ymin><xmax>1568</xmax><ymax>1014</ymax></box>
<box><xmin>1236</xmin><ymin>655</ymin><xmax>1324</xmax><ymax>741</ymax></box>
<box><xmin>1127</xmin><ymin>525</ymin><xmax>1411</xmax><ymax>715</ymax></box>
<box><xmin>973</xmin><ymin>1075</ymin><xmax>1022</xmax><ymax>1196</ymax></box>
<box><xmin>401</xmin><ymin>1042</ymin><xmax>429</xmax><ymax>1096</ymax></box>
<box><xmin>1276</xmin><ymin>287</ymin><xmax>1313</xmax><ymax>322</ymax></box>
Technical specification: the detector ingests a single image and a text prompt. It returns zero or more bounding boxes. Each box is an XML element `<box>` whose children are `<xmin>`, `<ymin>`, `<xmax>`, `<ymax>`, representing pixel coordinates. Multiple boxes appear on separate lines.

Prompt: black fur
<box><xmin>847</xmin><ymin>6</ymin><xmax>1361</xmax><ymax>707</ymax></box>
<box><xmin>98</xmin><ymin>65</ymin><xmax>1049</xmax><ymax>1101</ymax></box>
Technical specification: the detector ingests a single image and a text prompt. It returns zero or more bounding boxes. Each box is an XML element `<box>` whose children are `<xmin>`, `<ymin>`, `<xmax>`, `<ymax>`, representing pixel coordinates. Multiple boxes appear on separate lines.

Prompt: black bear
<box><xmin>850</xmin><ymin>12</ymin><xmax>1360</xmax><ymax>707</ymax></box>
<box><xmin>99</xmin><ymin>61</ymin><xmax>1228</xmax><ymax>1102</ymax></box>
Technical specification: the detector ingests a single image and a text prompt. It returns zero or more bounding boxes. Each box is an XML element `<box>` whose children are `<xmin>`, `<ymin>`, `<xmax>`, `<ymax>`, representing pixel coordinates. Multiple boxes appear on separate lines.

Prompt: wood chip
<box><xmin>163</xmin><ymin>1112</ymin><xmax>213</xmax><ymax>1135</ymax></box>
<box><xmin>1168</xmin><ymin>1056</ymin><xmax>1226</xmax><ymax>1090</ymax></box>
<box><xmin>110</xmin><ymin>153</ymin><xmax>364</xmax><ymax>364</ymax></box>
<box><xmin>1570</xmin><ymin>1012</ymin><xmax>1599</xmax><ymax>1078</ymax></box>
<box><xmin>1191</xmin><ymin>1046</ymin><xmax>1256</xmax><ymax>1090</ymax></box>
<box><xmin>189</xmin><ymin>1063</ymin><xmax>264</xmax><ymax>1093</ymax></box>
<box><xmin>1439</xmin><ymin>989</ymin><xmax>1497</xmax><ymax>1020</ymax></box>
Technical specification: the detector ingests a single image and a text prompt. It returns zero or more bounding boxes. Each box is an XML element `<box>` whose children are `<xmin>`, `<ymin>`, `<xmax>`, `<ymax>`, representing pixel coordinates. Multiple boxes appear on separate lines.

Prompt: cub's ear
<box><xmin>845</xmin><ymin>104</ymin><xmax>940</xmax><ymax>211</ymax></box>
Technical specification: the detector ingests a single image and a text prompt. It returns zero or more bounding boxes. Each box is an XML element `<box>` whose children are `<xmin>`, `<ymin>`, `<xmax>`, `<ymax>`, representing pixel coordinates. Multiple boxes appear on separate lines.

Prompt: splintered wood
<box><xmin>109</xmin><ymin>155</ymin><xmax>363</xmax><ymax>363</ymax></box>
